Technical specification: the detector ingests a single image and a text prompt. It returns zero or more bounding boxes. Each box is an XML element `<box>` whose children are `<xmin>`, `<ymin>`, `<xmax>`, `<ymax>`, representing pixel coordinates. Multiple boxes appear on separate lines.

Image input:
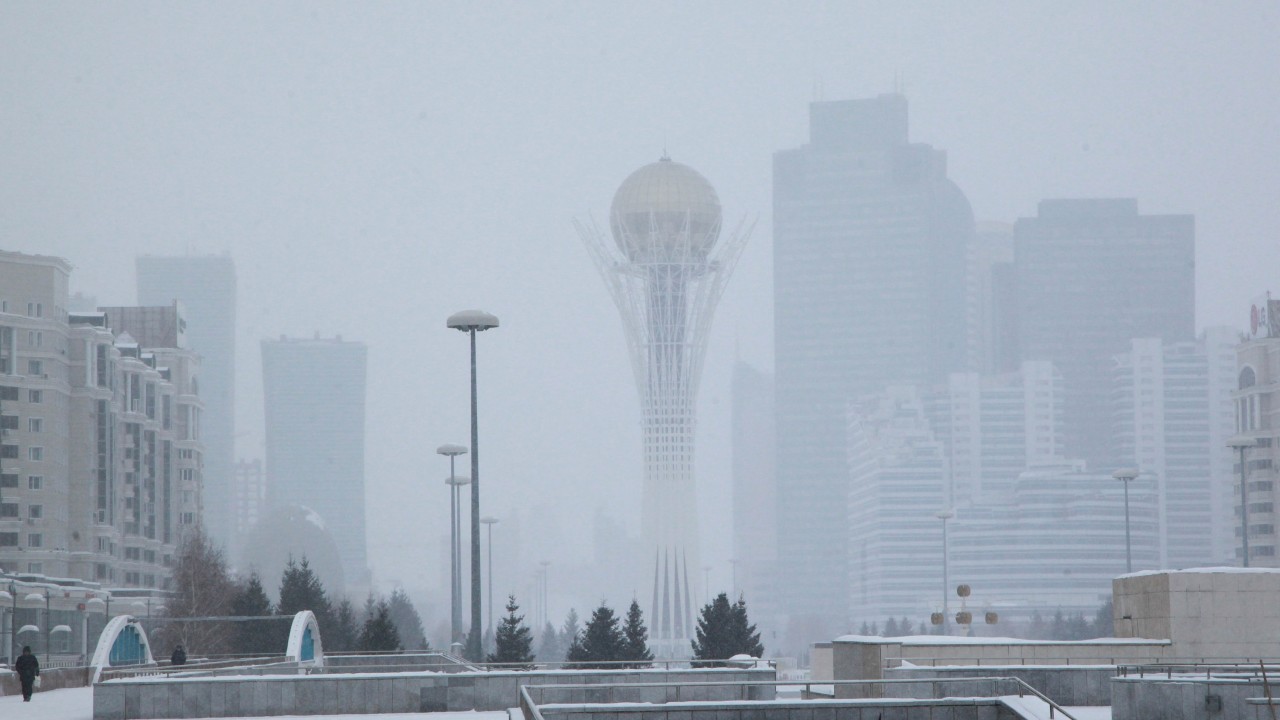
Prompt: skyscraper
<box><xmin>1233</xmin><ymin>294</ymin><xmax>1280</xmax><ymax>566</ymax></box>
<box><xmin>773</xmin><ymin>95</ymin><xmax>973</xmax><ymax>629</ymax></box>
<box><xmin>136</xmin><ymin>255</ymin><xmax>236</xmax><ymax>549</ymax></box>
<box><xmin>1013</xmin><ymin>199</ymin><xmax>1195</xmax><ymax>469</ymax></box>
<box><xmin>730</xmin><ymin>362</ymin><xmax>776</xmax><ymax>614</ymax></box>
<box><xmin>261</xmin><ymin>336</ymin><xmax>369</xmax><ymax>590</ymax></box>
<box><xmin>578</xmin><ymin>157</ymin><xmax>750</xmax><ymax>654</ymax></box>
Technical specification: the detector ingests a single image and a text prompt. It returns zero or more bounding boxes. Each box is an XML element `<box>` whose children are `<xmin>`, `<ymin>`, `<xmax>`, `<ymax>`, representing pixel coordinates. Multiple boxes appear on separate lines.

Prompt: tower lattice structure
<box><xmin>577</xmin><ymin>157</ymin><xmax>751</xmax><ymax>655</ymax></box>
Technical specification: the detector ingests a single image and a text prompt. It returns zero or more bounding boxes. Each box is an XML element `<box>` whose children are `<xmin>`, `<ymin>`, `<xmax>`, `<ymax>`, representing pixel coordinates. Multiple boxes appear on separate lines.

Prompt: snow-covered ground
<box><xmin>0</xmin><ymin>686</ymin><xmax>514</xmax><ymax>720</ymax></box>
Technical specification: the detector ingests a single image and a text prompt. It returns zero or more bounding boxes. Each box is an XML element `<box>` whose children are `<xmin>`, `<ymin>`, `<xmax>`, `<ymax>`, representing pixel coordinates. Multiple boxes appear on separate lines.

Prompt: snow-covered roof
<box><xmin>834</xmin><ymin>634</ymin><xmax>1170</xmax><ymax>646</ymax></box>
<box><xmin>1118</xmin><ymin>566</ymin><xmax>1280</xmax><ymax>578</ymax></box>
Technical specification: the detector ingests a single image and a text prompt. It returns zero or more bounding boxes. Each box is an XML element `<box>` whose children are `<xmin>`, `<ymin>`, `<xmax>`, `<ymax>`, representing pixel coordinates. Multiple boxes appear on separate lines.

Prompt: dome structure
<box><xmin>610</xmin><ymin>157</ymin><xmax>722</xmax><ymax>260</ymax></box>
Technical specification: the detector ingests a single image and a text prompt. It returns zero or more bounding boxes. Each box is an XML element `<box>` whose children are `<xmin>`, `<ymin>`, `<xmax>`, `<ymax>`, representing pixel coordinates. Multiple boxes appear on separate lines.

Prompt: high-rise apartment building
<box><xmin>925</xmin><ymin>361</ymin><xmax>1065</xmax><ymax>507</ymax></box>
<box><xmin>261</xmin><ymin>336</ymin><xmax>368</xmax><ymax>590</ymax></box>
<box><xmin>136</xmin><ymin>255</ymin><xmax>236</xmax><ymax>550</ymax></box>
<box><xmin>231</xmin><ymin>459</ymin><xmax>266</xmax><ymax>563</ymax></box>
<box><xmin>0</xmin><ymin>251</ymin><xmax>201</xmax><ymax>588</ymax></box>
<box><xmin>1014</xmin><ymin>200</ymin><xmax>1194</xmax><ymax>469</ymax></box>
<box><xmin>847</xmin><ymin>387</ymin><xmax>949</xmax><ymax>624</ymax></box>
<box><xmin>1112</xmin><ymin>329</ymin><xmax>1238</xmax><ymax>568</ymax></box>
<box><xmin>1233</xmin><ymin>294</ymin><xmax>1280</xmax><ymax>566</ymax></box>
<box><xmin>773</xmin><ymin>95</ymin><xmax>973</xmax><ymax>628</ymax></box>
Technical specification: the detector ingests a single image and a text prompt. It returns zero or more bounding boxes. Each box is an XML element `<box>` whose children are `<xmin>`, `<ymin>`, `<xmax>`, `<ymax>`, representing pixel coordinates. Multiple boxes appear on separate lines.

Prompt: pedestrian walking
<box><xmin>14</xmin><ymin>645</ymin><xmax>40</xmax><ymax>702</ymax></box>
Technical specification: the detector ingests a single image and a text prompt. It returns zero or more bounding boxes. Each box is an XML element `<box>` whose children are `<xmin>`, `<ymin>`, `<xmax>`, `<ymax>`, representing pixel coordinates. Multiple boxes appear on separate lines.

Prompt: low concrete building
<box><xmin>1113</xmin><ymin>567</ymin><xmax>1280</xmax><ymax>658</ymax></box>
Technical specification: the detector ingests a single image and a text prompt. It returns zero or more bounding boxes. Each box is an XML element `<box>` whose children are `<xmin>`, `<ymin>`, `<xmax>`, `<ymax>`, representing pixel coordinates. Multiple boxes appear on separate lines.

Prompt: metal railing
<box><xmin>518</xmin><ymin>676</ymin><xmax>1076</xmax><ymax>720</ymax></box>
<box><xmin>1117</xmin><ymin>660</ymin><xmax>1280</xmax><ymax>681</ymax></box>
<box><xmin>97</xmin><ymin>655</ymin><xmax>290</xmax><ymax>682</ymax></box>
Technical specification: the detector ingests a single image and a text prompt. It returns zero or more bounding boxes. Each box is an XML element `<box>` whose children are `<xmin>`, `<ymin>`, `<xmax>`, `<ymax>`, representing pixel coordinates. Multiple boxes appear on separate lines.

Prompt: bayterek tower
<box><xmin>577</xmin><ymin>157</ymin><xmax>751</xmax><ymax>655</ymax></box>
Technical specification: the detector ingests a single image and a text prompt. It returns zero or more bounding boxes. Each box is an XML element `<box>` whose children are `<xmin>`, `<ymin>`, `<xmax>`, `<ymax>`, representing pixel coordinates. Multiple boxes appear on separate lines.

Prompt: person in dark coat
<box><xmin>14</xmin><ymin>645</ymin><xmax>39</xmax><ymax>701</ymax></box>
<box><xmin>170</xmin><ymin>645</ymin><xmax>187</xmax><ymax>666</ymax></box>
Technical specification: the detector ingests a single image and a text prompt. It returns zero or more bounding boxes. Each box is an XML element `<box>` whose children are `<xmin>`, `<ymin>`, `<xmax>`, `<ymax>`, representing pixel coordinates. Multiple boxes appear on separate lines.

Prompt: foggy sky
<box><xmin>2</xmin><ymin>1</ymin><xmax>1277</xmax><ymax>622</ymax></box>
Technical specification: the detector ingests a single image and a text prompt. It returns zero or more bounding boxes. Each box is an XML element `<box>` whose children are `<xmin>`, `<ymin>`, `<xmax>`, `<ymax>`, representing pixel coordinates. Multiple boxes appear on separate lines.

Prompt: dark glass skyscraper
<box><xmin>262</xmin><ymin>336</ymin><xmax>369</xmax><ymax>590</ymax></box>
<box><xmin>1013</xmin><ymin>199</ymin><xmax>1195</xmax><ymax>469</ymax></box>
<box><xmin>772</xmin><ymin>95</ymin><xmax>972</xmax><ymax>630</ymax></box>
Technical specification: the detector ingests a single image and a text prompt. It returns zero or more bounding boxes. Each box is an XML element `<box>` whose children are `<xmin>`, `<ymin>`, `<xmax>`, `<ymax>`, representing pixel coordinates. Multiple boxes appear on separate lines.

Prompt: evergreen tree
<box><xmin>277</xmin><ymin>556</ymin><xmax>333</xmax><ymax>632</ymax></box>
<box><xmin>1049</xmin><ymin>610</ymin><xmax>1067</xmax><ymax>640</ymax></box>
<box><xmin>899</xmin><ymin>617</ymin><xmax>915</xmax><ymax>636</ymax></box>
<box><xmin>328</xmin><ymin>599</ymin><xmax>359</xmax><ymax>652</ymax></box>
<box><xmin>692</xmin><ymin>593</ymin><xmax>764</xmax><ymax>666</ymax></box>
<box><xmin>858</xmin><ymin>621</ymin><xmax>870</xmax><ymax>636</ymax></box>
<box><xmin>883</xmin><ymin>617</ymin><xmax>900</xmax><ymax>637</ymax></box>
<box><xmin>387</xmin><ymin>588</ymin><xmax>429</xmax><ymax>650</ymax></box>
<box><xmin>620</xmin><ymin>599</ymin><xmax>654</xmax><ymax>668</ymax></box>
<box><xmin>487</xmin><ymin>595</ymin><xmax>535</xmax><ymax>668</ymax></box>
<box><xmin>537</xmin><ymin>622</ymin><xmax>562</xmax><ymax>665</ymax></box>
<box><xmin>567</xmin><ymin>603</ymin><xmax>625</xmax><ymax>668</ymax></box>
<box><xmin>1028</xmin><ymin>611</ymin><xmax>1047</xmax><ymax>640</ymax></box>
<box><xmin>359</xmin><ymin>598</ymin><xmax>403</xmax><ymax>651</ymax></box>
<box><xmin>229</xmin><ymin>573</ymin><xmax>276</xmax><ymax>655</ymax></box>
<box><xmin>729</xmin><ymin>595</ymin><xmax>764</xmax><ymax>657</ymax></box>
<box><xmin>561</xmin><ymin>609</ymin><xmax>581</xmax><ymax>649</ymax></box>
<box><xmin>869</xmin><ymin>621</ymin><xmax>879</xmax><ymax>636</ymax></box>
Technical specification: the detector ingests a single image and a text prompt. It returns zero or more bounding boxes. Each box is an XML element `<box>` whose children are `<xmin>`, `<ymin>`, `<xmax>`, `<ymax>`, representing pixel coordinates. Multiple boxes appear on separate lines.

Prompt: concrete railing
<box><xmin>886</xmin><ymin>664</ymin><xmax>1116</xmax><ymax>706</ymax></box>
<box><xmin>1112</xmin><ymin>672</ymin><xmax>1280</xmax><ymax>720</ymax></box>
<box><xmin>1</xmin><ymin>665</ymin><xmax>92</xmax><ymax>696</ymax></box>
<box><xmin>93</xmin><ymin>666</ymin><xmax>775</xmax><ymax>719</ymax></box>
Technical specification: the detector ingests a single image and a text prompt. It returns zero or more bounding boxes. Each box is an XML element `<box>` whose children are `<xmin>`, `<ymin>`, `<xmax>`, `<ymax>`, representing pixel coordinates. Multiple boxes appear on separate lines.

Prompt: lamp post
<box><xmin>481</xmin><ymin>516</ymin><xmax>499</xmax><ymax>637</ymax></box>
<box><xmin>539</xmin><ymin>561</ymin><xmax>550</xmax><ymax>630</ymax></box>
<box><xmin>445</xmin><ymin>474</ymin><xmax>471</xmax><ymax>648</ymax></box>
<box><xmin>935</xmin><ymin>509</ymin><xmax>954</xmax><ymax>633</ymax></box>
<box><xmin>1228</xmin><ymin>437</ymin><xmax>1258</xmax><ymax>567</ymax></box>
<box><xmin>447</xmin><ymin>309</ymin><xmax>499</xmax><ymax>660</ymax></box>
<box><xmin>729</xmin><ymin>558</ymin><xmax>738</xmax><ymax>598</ymax></box>
<box><xmin>437</xmin><ymin>444</ymin><xmax>468</xmax><ymax>648</ymax></box>
<box><xmin>1112</xmin><ymin>468</ymin><xmax>1139</xmax><ymax>573</ymax></box>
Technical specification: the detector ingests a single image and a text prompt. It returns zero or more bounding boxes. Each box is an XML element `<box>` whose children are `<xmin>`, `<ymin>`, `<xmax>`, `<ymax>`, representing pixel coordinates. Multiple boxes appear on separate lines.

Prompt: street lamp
<box><xmin>539</xmin><ymin>561</ymin><xmax>550</xmax><ymax>630</ymax></box>
<box><xmin>447</xmin><ymin>309</ymin><xmax>499</xmax><ymax>661</ymax></box>
<box><xmin>437</xmin><ymin>444</ymin><xmax>468</xmax><ymax>647</ymax></box>
<box><xmin>728</xmin><ymin>558</ymin><xmax>738</xmax><ymax>598</ymax></box>
<box><xmin>935</xmin><ymin>509</ymin><xmax>954</xmax><ymax>633</ymax></box>
<box><xmin>1228</xmin><ymin>437</ymin><xmax>1258</xmax><ymax>567</ymax></box>
<box><xmin>1113</xmin><ymin>468</ymin><xmax>1139</xmax><ymax>573</ymax></box>
<box><xmin>481</xmin><ymin>516</ymin><xmax>499</xmax><ymax>638</ymax></box>
<box><xmin>446</xmin><ymin>474</ymin><xmax>471</xmax><ymax>647</ymax></box>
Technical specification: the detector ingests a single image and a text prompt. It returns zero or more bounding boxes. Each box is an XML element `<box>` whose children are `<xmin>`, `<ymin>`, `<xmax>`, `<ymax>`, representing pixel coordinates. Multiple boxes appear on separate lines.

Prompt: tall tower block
<box><xmin>577</xmin><ymin>158</ymin><xmax>750</xmax><ymax>655</ymax></box>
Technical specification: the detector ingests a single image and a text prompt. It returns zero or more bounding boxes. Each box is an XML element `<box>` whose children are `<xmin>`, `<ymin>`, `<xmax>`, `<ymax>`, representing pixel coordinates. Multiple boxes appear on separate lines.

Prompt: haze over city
<box><xmin>1</xmin><ymin>1</ymin><xmax>1278</xmax><ymax>651</ymax></box>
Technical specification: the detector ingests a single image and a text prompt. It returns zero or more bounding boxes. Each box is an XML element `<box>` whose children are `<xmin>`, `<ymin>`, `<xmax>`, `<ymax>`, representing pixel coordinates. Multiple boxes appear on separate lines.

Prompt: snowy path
<box><xmin>1</xmin><ymin>686</ymin><xmax>514</xmax><ymax>720</ymax></box>
<box><xmin>999</xmin><ymin>696</ymin><xmax>1112</xmax><ymax>720</ymax></box>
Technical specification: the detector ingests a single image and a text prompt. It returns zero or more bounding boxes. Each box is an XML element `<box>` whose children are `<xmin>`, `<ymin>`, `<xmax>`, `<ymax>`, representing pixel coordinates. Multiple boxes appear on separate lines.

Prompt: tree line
<box><xmin>163</xmin><ymin>530</ymin><xmax>764</xmax><ymax>663</ymax></box>
<box><xmin>161</xmin><ymin>530</ymin><xmax>426</xmax><ymax>656</ymax></box>
<box><xmin>489</xmin><ymin>592</ymin><xmax>763</xmax><ymax>668</ymax></box>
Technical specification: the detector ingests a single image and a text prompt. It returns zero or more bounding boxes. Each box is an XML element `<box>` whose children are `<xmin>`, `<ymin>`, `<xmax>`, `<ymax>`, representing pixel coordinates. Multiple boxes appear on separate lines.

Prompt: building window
<box><xmin>27</xmin><ymin>533</ymin><xmax>41</xmax><ymax>548</ymax></box>
<box><xmin>27</xmin><ymin>330</ymin><xmax>41</xmax><ymax>348</ymax></box>
<box><xmin>28</xmin><ymin>446</ymin><xmax>42</xmax><ymax>461</ymax></box>
<box><xmin>125</xmin><ymin>547</ymin><xmax>141</xmax><ymax>561</ymax></box>
<box><xmin>0</xmin><ymin>414</ymin><xmax>16</xmax><ymax>431</ymax></box>
<box><xmin>28</xmin><ymin>504</ymin><xmax>42</xmax><ymax>519</ymax></box>
<box><xmin>27</xmin><ymin>417</ymin><xmax>41</xmax><ymax>433</ymax></box>
<box><xmin>0</xmin><ymin>386</ymin><xmax>16</xmax><ymax>401</ymax></box>
<box><xmin>97</xmin><ymin>537</ymin><xmax>111</xmax><ymax>553</ymax></box>
<box><xmin>27</xmin><ymin>475</ymin><xmax>42</xmax><ymax>490</ymax></box>
<box><xmin>28</xmin><ymin>389</ymin><xmax>42</xmax><ymax>403</ymax></box>
<box><xmin>0</xmin><ymin>532</ymin><xmax>18</xmax><ymax>546</ymax></box>
<box><xmin>0</xmin><ymin>473</ymin><xmax>16</xmax><ymax>488</ymax></box>
<box><xmin>26</xmin><ymin>302</ymin><xmax>42</xmax><ymax>318</ymax></box>
<box><xmin>95</xmin><ymin>563</ymin><xmax>109</xmax><ymax>579</ymax></box>
<box><xmin>0</xmin><ymin>503</ymin><xmax>17</xmax><ymax>518</ymax></box>
<box><xmin>26</xmin><ymin>562</ymin><xmax>41</xmax><ymax>574</ymax></box>
<box><xmin>0</xmin><ymin>444</ymin><xmax>17</xmax><ymax>459</ymax></box>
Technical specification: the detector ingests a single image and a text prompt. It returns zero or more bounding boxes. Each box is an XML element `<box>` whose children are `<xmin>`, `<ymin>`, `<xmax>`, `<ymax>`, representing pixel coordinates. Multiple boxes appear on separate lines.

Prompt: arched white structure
<box><xmin>577</xmin><ymin>157</ymin><xmax>752</xmax><ymax>656</ymax></box>
<box><xmin>286</xmin><ymin>610</ymin><xmax>324</xmax><ymax>667</ymax></box>
<box><xmin>89</xmin><ymin>615</ymin><xmax>156</xmax><ymax>683</ymax></box>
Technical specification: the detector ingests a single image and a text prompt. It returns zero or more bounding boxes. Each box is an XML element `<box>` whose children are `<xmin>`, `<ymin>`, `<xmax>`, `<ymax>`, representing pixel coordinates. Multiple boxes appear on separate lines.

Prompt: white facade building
<box><xmin>1233</xmin><ymin>294</ymin><xmax>1280</xmax><ymax>566</ymax></box>
<box><xmin>1112</xmin><ymin>328</ymin><xmax>1238</xmax><ymax>568</ymax></box>
<box><xmin>578</xmin><ymin>157</ymin><xmax>749</xmax><ymax>654</ymax></box>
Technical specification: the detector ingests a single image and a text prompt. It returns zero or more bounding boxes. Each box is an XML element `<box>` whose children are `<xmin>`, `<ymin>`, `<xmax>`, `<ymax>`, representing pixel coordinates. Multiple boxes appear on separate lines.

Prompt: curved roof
<box><xmin>609</xmin><ymin>157</ymin><xmax>722</xmax><ymax>260</ymax></box>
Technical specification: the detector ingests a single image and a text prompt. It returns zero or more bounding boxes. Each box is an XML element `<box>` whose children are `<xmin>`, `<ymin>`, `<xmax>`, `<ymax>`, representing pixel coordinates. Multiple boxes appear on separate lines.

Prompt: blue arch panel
<box><xmin>109</xmin><ymin>624</ymin><xmax>147</xmax><ymax>666</ymax></box>
<box><xmin>301</xmin><ymin>627</ymin><xmax>315</xmax><ymax>662</ymax></box>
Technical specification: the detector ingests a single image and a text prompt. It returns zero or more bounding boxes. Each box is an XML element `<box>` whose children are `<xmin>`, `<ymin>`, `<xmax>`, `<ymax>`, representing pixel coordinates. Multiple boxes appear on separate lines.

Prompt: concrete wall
<box><xmin>1114</xmin><ymin>568</ymin><xmax>1280</xmax><ymax>659</ymax></box>
<box><xmin>93</xmin><ymin>667</ymin><xmax>775</xmax><ymax>719</ymax></box>
<box><xmin>810</xmin><ymin>643</ymin><xmax>833</xmax><ymax>681</ymax></box>
<box><xmin>1112</xmin><ymin>675</ymin><xmax>1267</xmax><ymax>720</ymax></box>
<box><xmin>832</xmin><ymin>636</ymin><xmax>1171</xmax><ymax>688</ymax></box>
<box><xmin>524</xmin><ymin>681</ymin><xmax>776</xmax><ymax>705</ymax></box>
<box><xmin>885</xmin><ymin>665</ymin><xmax>1116</xmax><ymax>706</ymax></box>
<box><xmin>531</xmin><ymin>698</ymin><xmax>1022</xmax><ymax>720</ymax></box>
<box><xmin>0</xmin><ymin>666</ymin><xmax>92</xmax><ymax>696</ymax></box>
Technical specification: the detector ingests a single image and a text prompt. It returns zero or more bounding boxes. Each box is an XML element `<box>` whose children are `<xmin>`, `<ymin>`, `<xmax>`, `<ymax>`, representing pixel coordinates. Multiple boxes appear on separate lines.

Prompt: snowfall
<box><xmin>1</xmin><ymin>686</ymin><xmax>1112</xmax><ymax>720</ymax></box>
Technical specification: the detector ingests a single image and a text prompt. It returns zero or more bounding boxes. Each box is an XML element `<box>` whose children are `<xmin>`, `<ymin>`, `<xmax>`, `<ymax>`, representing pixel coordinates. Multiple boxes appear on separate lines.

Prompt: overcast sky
<box><xmin>2</xmin><ymin>1</ymin><xmax>1277</xmax><ymax>619</ymax></box>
